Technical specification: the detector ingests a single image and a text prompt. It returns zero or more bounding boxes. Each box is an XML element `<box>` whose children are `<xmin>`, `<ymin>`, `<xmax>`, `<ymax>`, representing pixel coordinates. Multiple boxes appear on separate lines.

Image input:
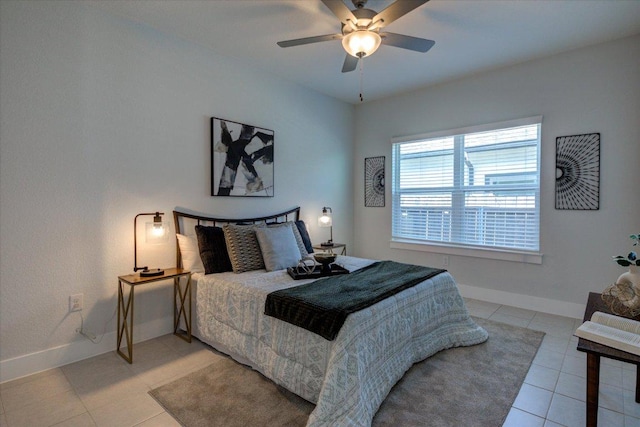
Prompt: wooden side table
<box><xmin>313</xmin><ymin>243</ymin><xmax>347</xmax><ymax>255</ymax></box>
<box><xmin>117</xmin><ymin>268</ymin><xmax>192</xmax><ymax>363</ymax></box>
<box><xmin>577</xmin><ymin>292</ymin><xmax>640</xmax><ymax>427</ymax></box>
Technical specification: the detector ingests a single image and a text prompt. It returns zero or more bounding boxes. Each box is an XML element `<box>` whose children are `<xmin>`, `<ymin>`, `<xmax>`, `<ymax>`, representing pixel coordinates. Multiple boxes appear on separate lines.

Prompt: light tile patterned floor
<box><xmin>464</xmin><ymin>299</ymin><xmax>640</xmax><ymax>427</ymax></box>
<box><xmin>1</xmin><ymin>299</ymin><xmax>639</xmax><ymax>426</ymax></box>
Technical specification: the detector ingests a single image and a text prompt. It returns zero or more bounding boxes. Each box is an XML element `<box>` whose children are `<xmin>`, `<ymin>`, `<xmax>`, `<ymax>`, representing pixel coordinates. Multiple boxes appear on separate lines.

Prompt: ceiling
<box><xmin>88</xmin><ymin>0</ymin><xmax>640</xmax><ymax>104</ymax></box>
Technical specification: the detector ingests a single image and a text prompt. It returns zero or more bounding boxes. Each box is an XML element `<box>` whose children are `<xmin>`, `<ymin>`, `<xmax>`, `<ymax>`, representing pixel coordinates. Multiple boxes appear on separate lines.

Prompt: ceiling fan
<box><xmin>277</xmin><ymin>0</ymin><xmax>434</xmax><ymax>73</ymax></box>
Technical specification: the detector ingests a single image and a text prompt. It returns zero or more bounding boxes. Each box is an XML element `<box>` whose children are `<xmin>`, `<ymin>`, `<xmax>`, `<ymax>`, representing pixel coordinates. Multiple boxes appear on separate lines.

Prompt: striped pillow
<box><xmin>222</xmin><ymin>224</ymin><xmax>265</xmax><ymax>273</ymax></box>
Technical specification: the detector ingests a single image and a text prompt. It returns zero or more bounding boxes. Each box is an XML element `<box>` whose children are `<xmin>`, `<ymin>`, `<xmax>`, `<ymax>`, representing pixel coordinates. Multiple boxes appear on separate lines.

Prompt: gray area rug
<box><xmin>149</xmin><ymin>318</ymin><xmax>544</xmax><ymax>427</ymax></box>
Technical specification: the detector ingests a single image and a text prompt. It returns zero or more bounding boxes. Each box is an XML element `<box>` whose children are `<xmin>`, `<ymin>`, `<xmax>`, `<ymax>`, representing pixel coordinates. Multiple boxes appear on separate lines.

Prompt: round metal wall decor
<box><xmin>555</xmin><ymin>133</ymin><xmax>600</xmax><ymax>210</ymax></box>
<box><xmin>364</xmin><ymin>156</ymin><xmax>385</xmax><ymax>207</ymax></box>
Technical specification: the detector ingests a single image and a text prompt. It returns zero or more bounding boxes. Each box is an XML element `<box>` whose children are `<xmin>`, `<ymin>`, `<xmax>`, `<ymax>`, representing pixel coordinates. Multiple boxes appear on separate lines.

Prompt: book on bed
<box><xmin>575</xmin><ymin>311</ymin><xmax>640</xmax><ymax>355</ymax></box>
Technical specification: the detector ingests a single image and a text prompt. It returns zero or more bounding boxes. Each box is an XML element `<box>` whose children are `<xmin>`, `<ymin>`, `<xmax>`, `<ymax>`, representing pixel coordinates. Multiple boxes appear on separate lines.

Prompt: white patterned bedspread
<box><xmin>194</xmin><ymin>256</ymin><xmax>488</xmax><ymax>427</ymax></box>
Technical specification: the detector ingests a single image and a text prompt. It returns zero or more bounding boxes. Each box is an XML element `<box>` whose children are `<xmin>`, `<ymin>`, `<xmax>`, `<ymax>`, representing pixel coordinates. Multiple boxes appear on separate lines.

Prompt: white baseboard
<box><xmin>1</xmin><ymin>287</ymin><xmax>587</xmax><ymax>384</ymax></box>
<box><xmin>0</xmin><ymin>315</ymin><xmax>173</xmax><ymax>384</ymax></box>
<box><xmin>457</xmin><ymin>283</ymin><xmax>586</xmax><ymax>319</ymax></box>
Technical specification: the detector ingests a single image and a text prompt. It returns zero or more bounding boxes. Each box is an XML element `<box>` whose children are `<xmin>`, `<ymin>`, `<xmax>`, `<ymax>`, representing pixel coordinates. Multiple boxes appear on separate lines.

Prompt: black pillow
<box><xmin>195</xmin><ymin>225</ymin><xmax>233</xmax><ymax>274</ymax></box>
<box><xmin>295</xmin><ymin>220</ymin><xmax>314</xmax><ymax>254</ymax></box>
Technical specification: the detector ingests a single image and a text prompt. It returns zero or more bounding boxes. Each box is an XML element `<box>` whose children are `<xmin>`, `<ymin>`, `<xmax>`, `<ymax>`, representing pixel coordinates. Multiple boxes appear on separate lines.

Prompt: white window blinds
<box><xmin>391</xmin><ymin>116</ymin><xmax>541</xmax><ymax>252</ymax></box>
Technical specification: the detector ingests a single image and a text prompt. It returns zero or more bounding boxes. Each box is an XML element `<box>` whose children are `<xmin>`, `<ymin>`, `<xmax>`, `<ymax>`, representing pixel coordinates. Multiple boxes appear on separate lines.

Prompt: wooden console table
<box><xmin>576</xmin><ymin>292</ymin><xmax>640</xmax><ymax>427</ymax></box>
<box><xmin>117</xmin><ymin>268</ymin><xmax>192</xmax><ymax>363</ymax></box>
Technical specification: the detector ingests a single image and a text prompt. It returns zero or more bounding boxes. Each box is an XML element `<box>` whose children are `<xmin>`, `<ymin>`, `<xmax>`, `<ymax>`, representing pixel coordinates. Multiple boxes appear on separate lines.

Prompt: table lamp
<box><xmin>318</xmin><ymin>207</ymin><xmax>333</xmax><ymax>247</ymax></box>
<box><xmin>134</xmin><ymin>212</ymin><xmax>169</xmax><ymax>277</ymax></box>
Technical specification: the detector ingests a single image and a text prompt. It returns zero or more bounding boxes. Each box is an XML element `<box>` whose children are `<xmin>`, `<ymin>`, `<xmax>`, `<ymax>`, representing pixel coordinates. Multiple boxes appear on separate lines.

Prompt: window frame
<box><xmin>390</xmin><ymin>116</ymin><xmax>543</xmax><ymax>264</ymax></box>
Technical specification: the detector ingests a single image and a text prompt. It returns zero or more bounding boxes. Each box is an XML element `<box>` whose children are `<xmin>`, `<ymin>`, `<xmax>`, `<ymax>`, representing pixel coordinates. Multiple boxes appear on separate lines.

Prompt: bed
<box><xmin>173</xmin><ymin>207</ymin><xmax>488</xmax><ymax>427</ymax></box>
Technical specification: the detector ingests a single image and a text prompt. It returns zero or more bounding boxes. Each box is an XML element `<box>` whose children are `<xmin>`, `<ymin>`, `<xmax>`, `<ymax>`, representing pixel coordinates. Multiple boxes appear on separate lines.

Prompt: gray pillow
<box><xmin>255</xmin><ymin>225</ymin><xmax>301</xmax><ymax>272</ymax></box>
<box><xmin>267</xmin><ymin>222</ymin><xmax>309</xmax><ymax>258</ymax></box>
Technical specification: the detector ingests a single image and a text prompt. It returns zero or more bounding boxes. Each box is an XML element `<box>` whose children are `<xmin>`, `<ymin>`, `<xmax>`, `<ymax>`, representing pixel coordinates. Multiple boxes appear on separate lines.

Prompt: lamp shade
<box><xmin>318</xmin><ymin>207</ymin><xmax>333</xmax><ymax>227</ymax></box>
<box><xmin>145</xmin><ymin>216</ymin><xmax>170</xmax><ymax>244</ymax></box>
<box><xmin>342</xmin><ymin>30</ymin><xmax>382</xmax><ymax>58</ymax></box>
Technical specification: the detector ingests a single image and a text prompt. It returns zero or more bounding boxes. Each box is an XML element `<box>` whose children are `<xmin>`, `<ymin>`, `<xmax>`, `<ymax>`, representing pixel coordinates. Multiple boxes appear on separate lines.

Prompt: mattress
<box><xmin>191</xmin><ymin>255</ymin><xmax>488</xmax><ymax>426</ymax></box>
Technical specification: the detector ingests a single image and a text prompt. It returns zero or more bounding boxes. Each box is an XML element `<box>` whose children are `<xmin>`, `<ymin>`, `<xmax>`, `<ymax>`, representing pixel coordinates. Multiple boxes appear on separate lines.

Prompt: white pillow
<box><xmin>176</xmin><ymin>233</ymin><xmax>205</xmax><ymax>273</ymax></box>
<box><xmin>255</xmin><ymin>226</ymin><xmax>301</xmax><ymax>272</ymax></box>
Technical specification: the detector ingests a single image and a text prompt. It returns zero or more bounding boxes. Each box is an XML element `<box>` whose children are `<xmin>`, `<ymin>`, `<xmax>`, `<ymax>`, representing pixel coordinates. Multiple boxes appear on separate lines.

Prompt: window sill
<box><xmin>390</xmin><ymin>239</ymin><xmax>543</xmax><ymax>265</ymax></box>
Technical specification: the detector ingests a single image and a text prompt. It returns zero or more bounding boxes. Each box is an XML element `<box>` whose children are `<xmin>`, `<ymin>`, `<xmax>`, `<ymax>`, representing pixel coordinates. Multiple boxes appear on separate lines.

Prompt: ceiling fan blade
<box><xmin>380</xmin><ymin>32</ymin><xmax>435</xmax><ymax>53</ymax></box>
<box><xmin>372</xmin><ymin>0</ymin><xmax>429</xmax><ymax>28</ymax></box>
<box><xmin>277</xmin><ymin>33</ymin><xmax>342</xmax><ymax>48</ymax></box>
<box><xmin>342</xmin><ymin>54</ymin><xmax>359</xmax><ymax>73</ymax></box>
<box><xmin>321</xmin><ymin>0</ymin><xmax>357</xmax><ymax>24</ymax></box>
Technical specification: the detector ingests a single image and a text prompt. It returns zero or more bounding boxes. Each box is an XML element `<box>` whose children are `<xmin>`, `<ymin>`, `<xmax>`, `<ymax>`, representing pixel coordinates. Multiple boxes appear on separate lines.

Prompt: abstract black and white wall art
<box><xmin>364</xmin><ymin>156</ymin><xmax>385</xmax><ymax>207</ymax></box>
<box><xmin>555</xmin><ymin>133</ymin><xmax>600</xmax><ymax>210</ymax></box>
<box><xmin>211</xmin><ymin>117</ymin><xmax>274</xmax><ymax>197</ymax></box>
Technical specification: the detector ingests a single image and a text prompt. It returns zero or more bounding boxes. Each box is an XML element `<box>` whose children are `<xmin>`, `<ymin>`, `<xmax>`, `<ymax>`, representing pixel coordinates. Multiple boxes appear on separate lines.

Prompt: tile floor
<box><xmin>1</xmin><ymin>299</ymin><xmax>639</xmax><ymax>427</ymax></box>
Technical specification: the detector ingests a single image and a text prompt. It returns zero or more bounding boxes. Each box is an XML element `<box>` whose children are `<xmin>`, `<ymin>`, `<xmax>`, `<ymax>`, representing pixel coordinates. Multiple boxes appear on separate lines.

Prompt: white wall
<box><xmin>353</xmin><ymin>34</ymin><xmax>640</xmax><ymax>315</ymax></box>
<box><xmin>0</xmin><ymin>1</ymin><xmax>354</xmax><ymax>381</ymax></box>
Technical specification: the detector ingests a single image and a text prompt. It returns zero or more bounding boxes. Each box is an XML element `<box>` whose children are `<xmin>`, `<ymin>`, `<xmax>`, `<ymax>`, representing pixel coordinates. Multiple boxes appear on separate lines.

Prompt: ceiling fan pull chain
<box><xmin>359</xmin><ymin>58</ymin><xmax>364</xmax><ymax>102</ymax></box>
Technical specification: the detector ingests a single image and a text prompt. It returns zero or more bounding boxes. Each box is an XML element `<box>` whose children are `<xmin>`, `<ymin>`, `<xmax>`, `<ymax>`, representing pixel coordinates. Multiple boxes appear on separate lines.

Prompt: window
<box><xmin>391</xmin><ymin>116</ymin><xmax>541</xmax><ymax>255</ymax></box>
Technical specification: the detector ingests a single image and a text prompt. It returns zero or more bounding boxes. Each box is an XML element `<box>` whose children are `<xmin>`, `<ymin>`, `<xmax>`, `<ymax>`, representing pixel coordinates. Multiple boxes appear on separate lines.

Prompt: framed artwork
<box><xmin>555</xmin><ymin>133</ymin><xmax>600</xmax><ymax>210</ymax></box>
<box><xmin>364</xmin><ymin>156</ymin><xmax>385</xmax><ymax>207</ymax></box>
<box><xmin>211</xmin><ymin>117</ymin><xmax>274</xmax><ymax>197</ymax></box>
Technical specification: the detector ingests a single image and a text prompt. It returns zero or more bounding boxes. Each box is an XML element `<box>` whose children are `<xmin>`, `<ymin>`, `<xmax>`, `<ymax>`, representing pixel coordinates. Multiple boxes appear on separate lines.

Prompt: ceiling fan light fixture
<box><xmin>342</xmin><ymin>30</ymin><xmax>381</xmax><ymax>58</ymax></box>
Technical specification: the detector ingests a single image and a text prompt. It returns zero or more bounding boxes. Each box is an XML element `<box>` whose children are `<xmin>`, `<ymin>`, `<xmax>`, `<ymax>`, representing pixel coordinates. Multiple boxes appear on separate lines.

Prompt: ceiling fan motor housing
<box><xmin>344</xmin><ymin>7</ymin><xmax>378</xmax><ymax>32</ymax></box>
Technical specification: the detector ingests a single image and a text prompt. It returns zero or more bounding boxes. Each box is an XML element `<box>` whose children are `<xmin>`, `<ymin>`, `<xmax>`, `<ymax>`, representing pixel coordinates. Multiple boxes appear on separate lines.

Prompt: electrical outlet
<box><xmin>69</xmin><ymin>294</ymin><xmax>83</xmax><ymax>312</ymax></box>
<box><xmin>443</xmin><ymin>256</ymin><xmax>449</xmax><ymax>267</ymax></box>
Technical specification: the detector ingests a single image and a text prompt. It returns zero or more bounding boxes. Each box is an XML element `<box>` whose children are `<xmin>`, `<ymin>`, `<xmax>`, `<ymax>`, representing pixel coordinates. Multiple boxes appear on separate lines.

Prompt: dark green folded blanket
<box><xmin>264</xmin><ymin>261</ymin><xmax>446</xmax><ymax>340</ymax></box>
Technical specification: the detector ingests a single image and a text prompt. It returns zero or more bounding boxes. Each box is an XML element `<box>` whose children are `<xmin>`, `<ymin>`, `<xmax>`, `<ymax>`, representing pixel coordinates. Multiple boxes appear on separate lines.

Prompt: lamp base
<box><xmin>320</xmin><ymin>241</ymin><xmax>334</xmax><ymax>247</ymax></box>
<box><xmin>140</xmin><ymin>268</ymin><xmax>165</xmax><ymax>277</ymax></box>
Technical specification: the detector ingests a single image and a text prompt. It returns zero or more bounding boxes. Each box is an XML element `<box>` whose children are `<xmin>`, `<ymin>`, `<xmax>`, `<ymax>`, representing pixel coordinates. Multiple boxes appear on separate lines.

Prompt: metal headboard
<box><xmin>172</xmin><ymin>207</ymin><xmax>301</xmax><ymax>269</ymax></box>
